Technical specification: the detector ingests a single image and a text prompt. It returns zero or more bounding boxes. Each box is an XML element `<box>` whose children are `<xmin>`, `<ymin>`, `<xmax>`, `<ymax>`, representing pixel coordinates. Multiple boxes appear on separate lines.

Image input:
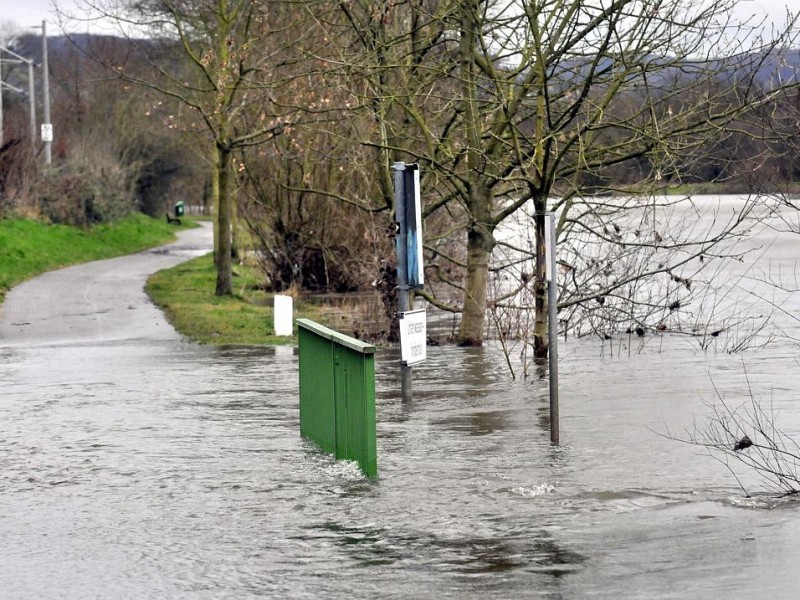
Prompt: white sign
<box><xmin>274</xmin><ymin>294</ymin><xmax>293</xmax><ymax>336</ymax></box>
<box><xmin>399</xmin><ymin>309</ymin><xmax>426</xmax><ymax>366</ymax></box>
<box><xmin>41</xmin><ymin>123</ymin><xmax>53</xmax><ymax>142</ymax></box>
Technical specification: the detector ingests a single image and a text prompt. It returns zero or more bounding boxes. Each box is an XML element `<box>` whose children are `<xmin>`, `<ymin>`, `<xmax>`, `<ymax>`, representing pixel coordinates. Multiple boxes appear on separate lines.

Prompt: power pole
<box><xmin>0</xmin><ymin>47</ymin><xmax>37</xmax><ymax>156</ymax></box>
<box><xmin>42</xmin><ymin>21</ymin><xmax>53</xmax><ymax>165</ymax></box>
<box><xmin>27</xmin><ymin>58</ymin><xmax>36</xmax><ymax>154</ymax></box>
<box><xmin>41</xmin><ymin>20</ymin><xmax>52</xmax><ymax>165</ymax></box>
<box><xmin>0</xmin><ymin>58</ymin><xmax>4</xmax><ymax>148</ymax></box>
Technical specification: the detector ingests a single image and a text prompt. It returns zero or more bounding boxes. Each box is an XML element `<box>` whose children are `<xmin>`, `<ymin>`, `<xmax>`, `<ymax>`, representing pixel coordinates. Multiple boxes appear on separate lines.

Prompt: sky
<box><xmin>2</xmin><ymin>0</ymin><xmax>60</xmax><ymax>30</ymax></box>
<box><xmin>1</xmin><ymin>0</ymin><xmax>122</xmax><ymax>37</ymax></box>
<box><xmin>1</xmin><ymin>0</ymin><xmax>797</xmax><ymax>37</ymax></box>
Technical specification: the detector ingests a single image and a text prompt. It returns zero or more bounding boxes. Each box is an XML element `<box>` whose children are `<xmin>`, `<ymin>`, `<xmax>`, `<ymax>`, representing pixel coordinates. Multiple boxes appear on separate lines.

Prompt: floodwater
<box><xmin>3</xmin><ymin>200</ymin><xmax>800</xmax><ymax>598</ymax></box>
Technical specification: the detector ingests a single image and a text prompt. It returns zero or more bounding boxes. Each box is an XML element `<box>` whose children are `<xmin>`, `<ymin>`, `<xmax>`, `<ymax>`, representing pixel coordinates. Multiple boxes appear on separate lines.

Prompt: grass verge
<box><xmin>146</xmin><ymin>253</ymin><xmax>319</xmax><ymax>345</ymax></box>
<box><xmin>0</xmin><ymin>213</ymin><xmax>191</xmax><ymax>303</ymax></box>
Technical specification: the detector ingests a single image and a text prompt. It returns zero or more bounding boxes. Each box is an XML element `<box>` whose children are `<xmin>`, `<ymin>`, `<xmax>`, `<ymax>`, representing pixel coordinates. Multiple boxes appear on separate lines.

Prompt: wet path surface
<box><xmin>0</xmin><ymin>224</ymin><xmax>213</xmax><ymax>346</ymax></box>
<box><xmin>3</xmin><ymin>216</ymin><xmax>800</xmax><ymax>598</ymax></box>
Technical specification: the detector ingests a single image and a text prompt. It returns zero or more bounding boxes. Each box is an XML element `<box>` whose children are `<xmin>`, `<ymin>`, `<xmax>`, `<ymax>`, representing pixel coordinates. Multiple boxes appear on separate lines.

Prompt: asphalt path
<box><xmin>0</xmin><ymin>222</ymin><xmax>213</xmax><ymax>348</ymax></box>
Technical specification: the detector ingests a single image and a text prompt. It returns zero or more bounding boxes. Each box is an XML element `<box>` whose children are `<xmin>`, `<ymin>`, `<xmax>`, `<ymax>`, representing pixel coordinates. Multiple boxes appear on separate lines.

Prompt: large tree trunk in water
<box><xmin>215</xmin><ymin>144</ymin><xmax>233</xmax><ymax>296</ymax></box>
<box><xmin>457</xmin><ymin>222</ymin><xmax>494</xmax><ymax>346</ymax></box>
<box><xmin>456</xmin><ymin>3</ymin><xmax>494</xmax><ymax>346</ymax></box>
<box><xmin>533</xmin><ymin>201</ymin><xmax>548</xmax><ymax>361</ymax></box>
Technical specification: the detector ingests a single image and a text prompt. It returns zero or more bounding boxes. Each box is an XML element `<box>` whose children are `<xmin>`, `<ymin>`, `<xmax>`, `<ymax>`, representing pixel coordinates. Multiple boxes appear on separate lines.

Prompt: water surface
<box><xmin>2</xmin><ymin>204</ymin><xmax>800</xmax><ymax>598</ymax></box>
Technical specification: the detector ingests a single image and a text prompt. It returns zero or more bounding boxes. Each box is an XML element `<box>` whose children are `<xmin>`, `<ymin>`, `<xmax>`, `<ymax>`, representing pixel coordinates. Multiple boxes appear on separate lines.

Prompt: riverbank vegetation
<box><xmin>145</xmin><ymin>253</ymin><xmax>322</xmax><ymax>346</ymax></box>
<box><xmin>0</xmin><ymin>213</ymin><xmax>189</xmax><ymax>303</ymax></box>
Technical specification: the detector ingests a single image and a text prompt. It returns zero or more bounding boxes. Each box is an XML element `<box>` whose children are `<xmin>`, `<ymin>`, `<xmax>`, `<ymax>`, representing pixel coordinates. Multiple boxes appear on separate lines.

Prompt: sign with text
<box><xmin>41</xmin><ymin>123</ymin><xmax>53</xmax><ymax>142</ymax></box>
<box><xmin>399</xmin><ymin>309</ymin><xmax>426</xmax><ymax>366</ymax></box>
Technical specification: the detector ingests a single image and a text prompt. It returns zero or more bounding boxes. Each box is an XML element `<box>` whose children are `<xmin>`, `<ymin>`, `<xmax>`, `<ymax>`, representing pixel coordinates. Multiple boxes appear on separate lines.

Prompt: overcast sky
<box><xmin>1</xmin><ymin>0</ymin><xmax>797</xmax><ymax>36</ymax></box>
<box><xmin>2</xmin><ymin>0</ymin><xmax>59</xmax><ymax>29</ymax></box>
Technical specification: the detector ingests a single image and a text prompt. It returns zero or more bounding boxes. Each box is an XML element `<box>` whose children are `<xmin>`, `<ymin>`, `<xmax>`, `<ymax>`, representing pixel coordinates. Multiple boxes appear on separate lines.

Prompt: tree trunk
<box><xmin>456</xmin><ymin>2</ymin><xmax>494</xmax><ymax>346</ymax></box>
<box><xmin>457</xmin><ymin>219</ymin><xmax>494</xmax><ymax>346</ymax></box>
<box><xmin>215</xmin><ymin>144</ymin><xmax>233</xmax><ymax>296</ymax></box>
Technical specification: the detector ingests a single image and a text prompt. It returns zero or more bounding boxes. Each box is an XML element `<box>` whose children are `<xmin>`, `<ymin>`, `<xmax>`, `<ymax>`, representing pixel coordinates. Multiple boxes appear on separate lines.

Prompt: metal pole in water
<box><xmin>393</xmin><ymin>162</ymin><xmax>412</xmax><ymax>402</ymax></box>
<box><xmin>546</xmin><ymin>213</ymin><xmax>560</xmax><ymax>444</ymax></box>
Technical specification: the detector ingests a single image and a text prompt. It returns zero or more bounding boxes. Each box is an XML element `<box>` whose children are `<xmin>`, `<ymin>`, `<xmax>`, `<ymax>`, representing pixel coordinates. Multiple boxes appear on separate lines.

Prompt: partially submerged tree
<box><xmin>314</xmin><ymin>0</ymin><xmax>800</xmax><ymax>352</ymax></box>
<box><xmin>670</xmin><ymin>376</ymin><xmax>800</xmax><ymax>497</ymax></box>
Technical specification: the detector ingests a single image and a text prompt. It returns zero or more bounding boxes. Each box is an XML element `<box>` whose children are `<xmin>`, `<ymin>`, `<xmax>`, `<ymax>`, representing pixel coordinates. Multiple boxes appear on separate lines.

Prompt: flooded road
<box><xmin>3</xmin><ymin>210</ymin><xmax>800</xmax><ymax>598</ymax></box>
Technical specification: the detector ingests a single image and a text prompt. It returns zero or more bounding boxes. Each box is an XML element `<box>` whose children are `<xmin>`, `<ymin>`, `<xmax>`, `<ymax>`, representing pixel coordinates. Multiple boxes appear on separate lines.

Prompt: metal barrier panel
<box><xmin>298</xmin><ymin>324</ymin><xmax>337</xmax><ymax>455</ymax></box>
<box><xmin>297</xmin><ymin>319</ymin><xmax>377</xmax><ymax>478</ymax></box>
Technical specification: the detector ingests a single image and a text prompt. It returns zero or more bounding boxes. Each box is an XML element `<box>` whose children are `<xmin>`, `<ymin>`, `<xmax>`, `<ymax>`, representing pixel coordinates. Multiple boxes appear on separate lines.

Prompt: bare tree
<box><xmin>69</xmin><ymin>0</ymin><xmax>297</xmax><ymax>294</ymax></box>
<box><xmin>668</xmin><ymin>374</ymin><xmax>800</xmax><ymax>497</ymax></box>
<box><xmin>310</xmin><ymin>0</ymin><xmax>800</xmax><ymax>352</ymax></box>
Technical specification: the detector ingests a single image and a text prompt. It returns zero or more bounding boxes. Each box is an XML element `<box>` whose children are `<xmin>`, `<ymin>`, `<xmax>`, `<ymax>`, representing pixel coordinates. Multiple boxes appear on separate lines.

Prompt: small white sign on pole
<box><xmin>274</xmin><ymin>295</ymin><xmax>293</xmax><ymax>336</ymax></box>
<box><xmin>41</xmin><ymin>123</ymin><xmax>53</xmax><ymax>142</ymax></box>
<box><xmin>399</xmin><ymin>309</ymin><xmax>426</xmax><ymax>366</ymax></box>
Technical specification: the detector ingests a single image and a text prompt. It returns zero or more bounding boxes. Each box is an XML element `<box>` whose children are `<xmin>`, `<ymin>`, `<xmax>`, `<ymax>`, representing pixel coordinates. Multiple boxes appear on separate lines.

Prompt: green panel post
<box><xmin>297</xmin><ymin>319</ymin><xmax>377</xmax><ymax>478</ymax></box>
<box><xmin>334</xmin><ymin>347</ymin><xmax>377</xmax><ymax>477</ymax></box>
<box><xmin>298</xmin><ymin>324</ymin><xmax>336</xmax><ymax>454</ymax></box>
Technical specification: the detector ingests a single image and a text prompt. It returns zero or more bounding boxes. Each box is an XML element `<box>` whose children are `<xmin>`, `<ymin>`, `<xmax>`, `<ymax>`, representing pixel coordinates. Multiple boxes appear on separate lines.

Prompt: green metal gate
<box><xmin>297</xmin><ymin>319</ymin><xmax>377</xmax><ymax>478</ymax></box>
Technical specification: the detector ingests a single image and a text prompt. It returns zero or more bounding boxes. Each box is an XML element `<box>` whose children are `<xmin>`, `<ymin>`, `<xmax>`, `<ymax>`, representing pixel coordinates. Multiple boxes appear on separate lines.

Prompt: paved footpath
<box><xmin>0</xmin><ymin>222</ymin><xmax>213</xmax><ymax>348</ymax></box>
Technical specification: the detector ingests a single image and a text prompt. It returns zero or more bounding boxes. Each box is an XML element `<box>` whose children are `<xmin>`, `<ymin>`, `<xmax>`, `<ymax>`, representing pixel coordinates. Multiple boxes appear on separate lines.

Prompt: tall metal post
<box><xmin>27</xmin><ymin>60</ymin><xmax>36</xmax><ymax>155</ymax></box>
<box><xmin>0</xmin><ymin>47</ymin><xmax>38</xmax><ymax>155</ymax></box>
<box><xmin>41</xmin><ymin>20</ymin><xmax>52</xmax><ymax>166</ymax></box>
<box><xmin>0</xmin><ymin>58</ymin><xmax>4</xmax><ymax>148</ymax></box>
<box><xmin>546</xmin><ymin>213</ymin><xmax>560</xmax><ymax>444</ymax></box>
<box><xmin>393</xmin><ymin>162</ymin><xmax>412</xmax><ymax>402</ymax></box>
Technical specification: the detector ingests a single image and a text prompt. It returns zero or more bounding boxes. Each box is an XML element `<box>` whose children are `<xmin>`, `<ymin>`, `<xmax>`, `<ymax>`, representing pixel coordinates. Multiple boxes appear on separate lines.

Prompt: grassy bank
<box><xmin>0</xmin><ymin>213</ymin><xmax>190</xmax><ymax>303</ymax></box>
<box><xmin>146</xmin><ymin>253</ymin><xmax>320</xmax><ymax>345</ymax></box>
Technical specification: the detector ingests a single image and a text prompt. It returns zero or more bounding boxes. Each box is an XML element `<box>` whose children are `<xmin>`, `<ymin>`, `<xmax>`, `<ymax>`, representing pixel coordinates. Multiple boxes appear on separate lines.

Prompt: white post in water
<box><xmin>545</xmin><ymin>213</ymin><xmax>560</xmax><ymax>444</ymax></box>
<box><xmin>274</xmin><ymin>295</ymin><xmax>293</xmax><ymax>336</ymax></box>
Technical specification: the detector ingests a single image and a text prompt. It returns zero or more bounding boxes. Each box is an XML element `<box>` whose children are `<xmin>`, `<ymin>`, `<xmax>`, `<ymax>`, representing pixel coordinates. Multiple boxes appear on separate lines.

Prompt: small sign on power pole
<box><xmin>393</xmin><ymin>162</ymin><xmax>426</xmax><ymax>401</ymax></box>
<box><xmin>41</xmin><ymin>123</ymin><xmax>53</xmax><ymax>142</ymax></box>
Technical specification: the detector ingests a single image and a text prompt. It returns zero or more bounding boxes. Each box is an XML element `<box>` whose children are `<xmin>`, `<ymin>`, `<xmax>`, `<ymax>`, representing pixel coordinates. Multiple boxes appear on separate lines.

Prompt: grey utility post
<box><xmin>393</xmin><ymin>162</ymin><xmax>413</xmax><ymax>402</ymax></box>
<box><xmin>40</xmin><ymin>20</ymin><xmax>52</xmax><ymax>166</ymax></box>
<box><xmin>0</xmin><ymin>56</ymin><xmax>4</xmax><ymax>147</ymax></box>
<box><xmin>0</xmin><ymin>47</ymin><xmax>37</xmax><ymax>155</ymax></box>
<box><xmin>546</xmin><ymin>212</ymin><xmax>560</xmax><ymax>444</ymax></box>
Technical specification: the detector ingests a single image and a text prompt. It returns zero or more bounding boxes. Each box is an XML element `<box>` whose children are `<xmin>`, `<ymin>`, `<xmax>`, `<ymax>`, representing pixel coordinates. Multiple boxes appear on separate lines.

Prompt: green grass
<box><xmin>0</xmin><ymin>213</ymin><xmax>191</xmax><ymax>303</ymax></box>
<box><xmin>146</xmin><ymin>253</ymin><xmax>319</xmax><ymax>345</ymax></box>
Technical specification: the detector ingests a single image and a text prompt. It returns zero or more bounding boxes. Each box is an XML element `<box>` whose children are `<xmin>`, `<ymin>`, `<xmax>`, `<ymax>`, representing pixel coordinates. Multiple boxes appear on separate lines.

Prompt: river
<box><xmin>2</xmin><ymin>202</ymin><xmax>800</xmax><ymax>598</ymax></box>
